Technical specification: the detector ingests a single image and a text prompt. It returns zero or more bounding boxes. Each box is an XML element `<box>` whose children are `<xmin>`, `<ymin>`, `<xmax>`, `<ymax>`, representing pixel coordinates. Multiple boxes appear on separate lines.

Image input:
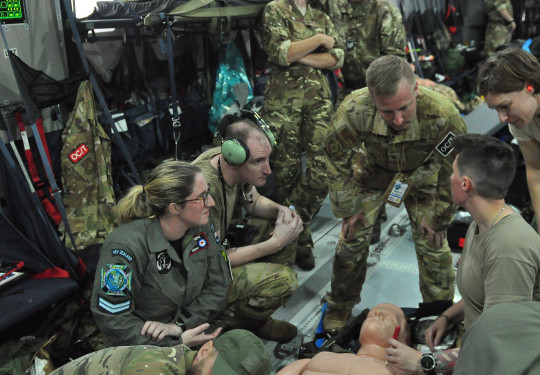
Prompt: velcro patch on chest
<box><xmin>190</xmin><ymin>232</ymin><xmax>209</xmax><ymax>256</ymax></box>
<box><xmin>68</xmin><ymin>143</ymin><xmax>90</xmax><ymax>163</ymax></box>
<box><xmin>436</xmin><ymin>132</ymin><xmax>456</xmax><ymax>157</ymax></box>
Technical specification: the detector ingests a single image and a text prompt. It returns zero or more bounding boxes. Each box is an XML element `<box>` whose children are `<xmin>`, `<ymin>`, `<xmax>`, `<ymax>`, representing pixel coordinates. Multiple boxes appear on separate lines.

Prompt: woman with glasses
<box><xmin>91</xmin><ymin>161</ymin><xmax>232</xmax><ymax>348</ymax></box>
<box><xmin>477</xmin><ymin>48</ymin><xmax>540</xmax><ymax>232</ymax></box>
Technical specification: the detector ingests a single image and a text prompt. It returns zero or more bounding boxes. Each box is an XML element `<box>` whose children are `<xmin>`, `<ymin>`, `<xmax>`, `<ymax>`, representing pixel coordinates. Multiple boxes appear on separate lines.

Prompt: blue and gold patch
<box><xmin>101</xmin><ymin>264</ymin><xmax>132</xmax><ymax>296</ymax></box>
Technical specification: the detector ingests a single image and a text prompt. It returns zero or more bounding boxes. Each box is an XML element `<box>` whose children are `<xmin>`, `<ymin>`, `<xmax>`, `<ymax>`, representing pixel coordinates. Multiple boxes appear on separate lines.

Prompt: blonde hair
<box><xmin>116</xmin><ymin>161</ymin><xmax>201</xmax><ymax>224</ymax></box>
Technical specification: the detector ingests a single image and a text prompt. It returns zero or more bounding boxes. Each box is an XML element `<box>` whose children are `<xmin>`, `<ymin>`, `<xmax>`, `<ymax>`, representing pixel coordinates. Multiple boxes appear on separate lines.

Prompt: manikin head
<box><xmin>359</xmin><ymin>303</ymin><xmax>410</xmax><ymax>348</ymax></box>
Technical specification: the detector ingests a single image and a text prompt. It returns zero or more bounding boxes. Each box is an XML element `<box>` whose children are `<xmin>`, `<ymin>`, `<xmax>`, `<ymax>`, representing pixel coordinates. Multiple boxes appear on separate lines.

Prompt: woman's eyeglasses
<box><xmin>179</xmin><ymin>188</ymin><xmax>211</xmax><ymax>207</ymax></box>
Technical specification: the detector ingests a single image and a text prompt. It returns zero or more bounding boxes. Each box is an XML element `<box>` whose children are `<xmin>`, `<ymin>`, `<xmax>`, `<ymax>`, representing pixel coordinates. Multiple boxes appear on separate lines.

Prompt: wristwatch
<box><xmin>420</xmin><ymin>353</ymin><xmax>437</xmax><ymax>374</ymax></box>
<box><xmin>175</xmin><ymin>319</ymin><xmax>187</xmax><ymax>333</ymax></box>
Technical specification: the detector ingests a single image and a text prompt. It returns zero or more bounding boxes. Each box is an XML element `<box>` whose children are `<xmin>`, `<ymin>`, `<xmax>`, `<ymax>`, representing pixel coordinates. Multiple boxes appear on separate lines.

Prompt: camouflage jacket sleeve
<box><xmin>378</xmin><ymin>2</ymin><xmax>407</xmax><ymax>58</ymax></box>
<box><xmin>323</xmin><ymin>10</ymin><xmax>345</xmax><ymax>70</ymax></box>
<box><xmin>409</xmin><ymin>113</ymin><xmax>467</xmax><ymax>231</ymax></box>
<box><xmin>323</xmin><ymin>100</ymin><xmax>363</xmax><ymax>218</ymax></box>
<box><xmin>261</xmin><ymin>2</ymin><xmax>344</xmax><ymax>70</ymax></box>
<box><xmin>261</xmin><ymin>3</ymin><xmax>292</xmax><ymax>67</ymax></box>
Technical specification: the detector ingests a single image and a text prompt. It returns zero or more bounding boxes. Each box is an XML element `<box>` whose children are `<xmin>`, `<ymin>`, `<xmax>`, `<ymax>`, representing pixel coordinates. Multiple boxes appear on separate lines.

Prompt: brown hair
<box><xmin>477</xmin><ymin>48</ymin><xmax>540</xmax><ymax>96</ymax></box>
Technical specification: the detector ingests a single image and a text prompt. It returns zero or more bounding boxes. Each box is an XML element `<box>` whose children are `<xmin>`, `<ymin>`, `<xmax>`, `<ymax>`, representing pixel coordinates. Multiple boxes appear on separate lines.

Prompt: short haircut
<box><xmin>366</xmin><ymin>55</ymin><xmax>416</xmax><ymax>97</ymax></box>
<box><xmin>225</xmin><ymin>118</ymin><xmax>269</xmax><ymax>147</ymax></box>
<box><xmin>452</xmin><ymin>134</ymin><xmax>516</xmax><ymax>200</ymax></box>
<box><xmin>477</xmin><ymin>48</ymin><xmax>540</xmax><ymax>96</ymax></box>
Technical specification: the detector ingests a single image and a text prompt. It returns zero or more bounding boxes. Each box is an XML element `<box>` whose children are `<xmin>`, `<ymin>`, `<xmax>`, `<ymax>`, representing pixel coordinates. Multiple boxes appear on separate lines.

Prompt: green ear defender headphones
<box><xmin>218</xmin><ymin>111</ymin><xmax>276</xmax><ymax>166</ymax></box>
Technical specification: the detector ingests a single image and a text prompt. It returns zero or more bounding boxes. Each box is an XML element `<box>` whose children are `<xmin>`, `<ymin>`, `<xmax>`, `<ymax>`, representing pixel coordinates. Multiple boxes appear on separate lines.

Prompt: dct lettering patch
<box><xmin>436</xmin><ymin>132</ymin><xmax>456</xmax><ymax>157</ymax></box>
<box><xmin>68</xmin><ymin>143</ymin><xmax>90</xmax><ymax>163</ymax></box>
<box><xmin>190</xmin><ymin>232</ymin><xmax>209</xmax><ymax>256</ymax></box>
<box><xmin>101</xmin><ymin>264</ymin><xmax>132</xmax><ymax>296</ymax></box>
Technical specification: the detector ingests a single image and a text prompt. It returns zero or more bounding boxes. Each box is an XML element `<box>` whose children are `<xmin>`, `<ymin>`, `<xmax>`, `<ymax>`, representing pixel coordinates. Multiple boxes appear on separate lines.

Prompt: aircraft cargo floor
<box><xmin>266</xmin><ymin>196</ymin><xmax>462</xmax><ymax>373</ymax></box>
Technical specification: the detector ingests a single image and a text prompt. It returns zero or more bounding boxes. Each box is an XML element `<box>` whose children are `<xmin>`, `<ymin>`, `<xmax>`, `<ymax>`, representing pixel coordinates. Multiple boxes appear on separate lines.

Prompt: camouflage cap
<box><xmin>212</xmin><ymin>329</ymin><xmax>271</xmax><ymax>375</ymax></box>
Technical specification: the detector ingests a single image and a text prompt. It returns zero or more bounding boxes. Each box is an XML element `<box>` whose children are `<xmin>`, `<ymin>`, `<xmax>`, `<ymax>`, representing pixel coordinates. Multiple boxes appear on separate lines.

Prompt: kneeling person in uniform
<box><xmin>192</xmin><ymin>113</ymin><xmax>303</xmax><ymax>343</ymax></box>
<box><xmin>91</xmin><ymin>162</ymin><xmax>231</xmax><ymax>347</ymax></box>
<box><xmin>323</xmin><ymin>55</ymin><xmax>467</xmax><ymax>329</ymax></box>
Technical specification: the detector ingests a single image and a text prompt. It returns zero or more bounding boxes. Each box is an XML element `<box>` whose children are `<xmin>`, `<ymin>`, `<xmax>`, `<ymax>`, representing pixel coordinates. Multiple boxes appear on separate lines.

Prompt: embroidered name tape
<box><xmin>68</xmin><ymin>143</ymin><xmax>90</xmax><ymax>163</ymax></box>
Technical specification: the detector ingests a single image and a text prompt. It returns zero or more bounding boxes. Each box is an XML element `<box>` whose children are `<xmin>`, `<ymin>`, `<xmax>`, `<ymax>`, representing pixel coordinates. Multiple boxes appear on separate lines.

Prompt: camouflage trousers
<box><xmin>325</xmin><ymin>187</ymin><xmax>455</xmax><ymax>312</ymax></box>
<box><xmin>485</xmin><ymin>22</ymin><xmax>512</xmax><ymax>55</ymax></box>
<box><xmin>260</xmin><ymin>92</ymin><xmax>332</xmax><ymax>251</ymax></box>
<box><xmin>216</xmin><ymin>262</ymin><xmax>298</xmax><ymax>327</ymax></box>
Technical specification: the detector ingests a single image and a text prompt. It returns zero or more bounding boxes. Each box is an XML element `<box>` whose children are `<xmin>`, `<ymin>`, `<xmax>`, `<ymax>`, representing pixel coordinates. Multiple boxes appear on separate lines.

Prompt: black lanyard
<box><xmin>217</xmin><ymin>157</ymin><xmax>229</xmax><ymax>246</ymax></box>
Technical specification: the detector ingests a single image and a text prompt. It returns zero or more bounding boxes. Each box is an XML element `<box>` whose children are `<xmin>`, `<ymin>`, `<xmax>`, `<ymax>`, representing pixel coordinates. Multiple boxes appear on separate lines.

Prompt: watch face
<box><xmin>420</xmin><ymin>354</ymin><xmax>436</xmax><ymax>372</ymax></box>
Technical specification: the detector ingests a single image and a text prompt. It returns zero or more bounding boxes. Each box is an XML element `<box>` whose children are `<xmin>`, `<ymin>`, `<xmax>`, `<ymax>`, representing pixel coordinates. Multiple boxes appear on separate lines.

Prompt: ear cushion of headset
<box><xmin>222</xmin><ymin>139</ymin><xmax>247</xmax><ymax>165</ymax></box>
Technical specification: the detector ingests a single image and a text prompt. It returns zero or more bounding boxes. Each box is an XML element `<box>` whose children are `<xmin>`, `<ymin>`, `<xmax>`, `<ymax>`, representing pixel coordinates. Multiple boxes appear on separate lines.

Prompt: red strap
<box><xmin>30</xmin><ymin>267</ymin><xmax>71</xmax><ymax>279</ymax></box>
<box><xmin>14</xmin><ymin>112</ymin><xmax>62</xmax><ymax>225</ymax></box>
<box><xmin>14</xmin><ymin>112</ymin><xmax>40</xmax><ymax>185</ymax></box>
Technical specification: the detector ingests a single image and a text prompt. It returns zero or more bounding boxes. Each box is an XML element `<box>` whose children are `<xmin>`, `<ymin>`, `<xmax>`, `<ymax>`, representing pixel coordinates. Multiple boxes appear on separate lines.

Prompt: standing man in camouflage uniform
<box><xmin>323</xmin><ymin>56</ymin><xmax>467</xmax><ymax>329</ymax></box>
<box><xmin>314</xmin><ymin>0</ymin><xmax>406</xmax><ymax>92</ymax></box>
<box><xmin>50</xmin><ymin>329</ymin><xmax>271</xmax><ymax>375</ymax></box>
<box><xmin>259</xmin><ymin>0</ymin><xmax>344</xmax><ymax>270</ymax></box>
<box><xmin>483</xmin><ymin>0</ymin><xmax>516</xmax><ymax>55</ymax></box>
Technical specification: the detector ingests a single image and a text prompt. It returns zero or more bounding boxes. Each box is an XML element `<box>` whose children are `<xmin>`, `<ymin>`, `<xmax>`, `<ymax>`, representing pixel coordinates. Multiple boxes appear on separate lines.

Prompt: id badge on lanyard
<box><xmin>382</xmin><ymin>173</ymin><xmax>412</xmax><ymax>207</ymax></box>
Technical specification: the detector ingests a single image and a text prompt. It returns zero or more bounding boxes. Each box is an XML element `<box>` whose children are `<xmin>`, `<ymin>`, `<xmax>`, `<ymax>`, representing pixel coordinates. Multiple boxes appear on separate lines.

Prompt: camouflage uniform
<box><xmin>314</xmin><ymin>0</ymin><xmax>406</xmax><ymax>90</ymax></box>
<box><xmin>91</xmin><ymin>218</ymin><xmax>231</xmax><ymax>347</ymax></box>
<box><xmin>483</xmin><ymin>0</ymin><xmax>513</xmax><ymax>55</ymax></box>
<box><xmin>323</xmin><ymin>87</ymin><xmax>467</xmax><ymax>314</ymax></box>
<box><xmin>59</xmin><ymin>80</ymin><xmax>118</xmax><ymax>250</ymax></box>
<box><xmin>192</xmin><ymin>148</ymin><xmax>298</xmax><ymax>324</ymax></box>
<box><xmin>49</xmin><ymin>343</ymin><xmax>197</xmax><ymax>375</ymax></box>
<box><xmin>259</xmin><ymin>0</ymin><xmax>344</xmax><ymax>254</ymax></box>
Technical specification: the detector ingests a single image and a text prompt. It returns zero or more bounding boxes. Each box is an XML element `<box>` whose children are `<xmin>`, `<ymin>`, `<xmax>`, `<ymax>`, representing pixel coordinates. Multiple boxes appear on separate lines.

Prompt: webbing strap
<box><xmin>163</xmin><ymin>20</ymin><xmax>182</xmax><ymax>160</ymax></box>
<box><xmin>14</xmin><ymin>112</ymin><xmax>63</xmax><ymax>226</ymax></box>
<box><xmin>62</xmin><ymin>0</ymin><xmax>143</xmax><ymax>185</ymax></box>
<box><xmin>0</xmin><ymin>120</ymin><xmax>67</xmax><ymax>258</ymax></box>
<box><xmin>0</xmin><ymin>112</ymin><xmax>34</xmax><ymax>191</ymax></box>
<box><xmin>26</xmin><ymin>121</ymin><xmax>77</xmax><ymax>251</ymax></box>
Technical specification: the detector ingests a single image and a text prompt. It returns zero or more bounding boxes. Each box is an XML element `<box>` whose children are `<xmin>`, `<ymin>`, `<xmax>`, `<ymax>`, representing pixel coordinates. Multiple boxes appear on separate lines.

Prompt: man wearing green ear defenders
<box><xmin>192</xmin><ymin>115</ymin><xmax>303</xmax><ymax>343</ymax></box>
